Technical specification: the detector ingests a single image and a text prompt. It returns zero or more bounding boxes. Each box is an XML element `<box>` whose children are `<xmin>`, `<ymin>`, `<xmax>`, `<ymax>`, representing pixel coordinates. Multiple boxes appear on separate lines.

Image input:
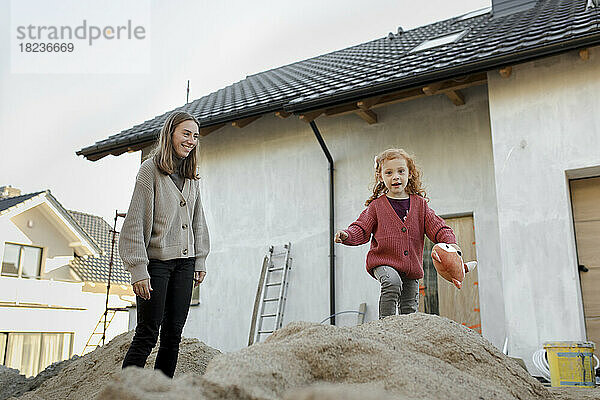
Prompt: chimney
<box><xmin>0</xmin><ymin>186</ymin><xmax>22</xmax><ymax>199</ymax></box>
<box><xmin>492</xmin><ymin>0</ymin><xmax>537</xmax><ymax>18</ymax></box>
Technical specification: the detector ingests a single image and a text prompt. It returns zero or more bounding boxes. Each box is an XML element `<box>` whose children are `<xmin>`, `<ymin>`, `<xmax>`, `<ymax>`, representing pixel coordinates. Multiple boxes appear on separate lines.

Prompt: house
<box><xmin>0</xmin><ymin>187</ymin><xmax>132</xmax><ymax>377</ymax></box>
<box><xmin>76</xmin><ymin>0</ymin><xmax>600</xmax><ymax>374</ymax></box>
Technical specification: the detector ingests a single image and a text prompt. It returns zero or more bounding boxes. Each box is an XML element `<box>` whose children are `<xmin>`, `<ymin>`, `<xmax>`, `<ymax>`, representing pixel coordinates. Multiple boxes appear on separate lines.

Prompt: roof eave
<box><xmin>77</xmin><ymin>101</ymin><xmax>289</xmax><ymax>161</ymax></box>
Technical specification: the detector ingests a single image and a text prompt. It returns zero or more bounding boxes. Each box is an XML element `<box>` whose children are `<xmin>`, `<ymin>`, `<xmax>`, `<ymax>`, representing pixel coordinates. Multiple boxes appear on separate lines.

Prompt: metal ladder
<box><xmin>248</xmin><ymin>243</ymin><xmax>292</xmax><ymax>345</ymax></box>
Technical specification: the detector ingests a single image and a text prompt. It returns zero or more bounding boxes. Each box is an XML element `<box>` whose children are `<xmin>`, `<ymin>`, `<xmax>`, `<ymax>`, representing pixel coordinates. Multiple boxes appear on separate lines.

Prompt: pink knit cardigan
<box><xmin>342</xmin><ymin>194</ymin><xmax>456</xmax><ymax>280</ymax></box>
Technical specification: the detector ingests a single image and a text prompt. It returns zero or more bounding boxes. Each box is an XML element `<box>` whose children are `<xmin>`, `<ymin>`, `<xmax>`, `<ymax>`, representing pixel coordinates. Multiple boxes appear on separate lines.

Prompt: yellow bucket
<box><xmin>543</xmin><ymin>341</ymin><xmax>596</xmax><ymax>388</ymax></box>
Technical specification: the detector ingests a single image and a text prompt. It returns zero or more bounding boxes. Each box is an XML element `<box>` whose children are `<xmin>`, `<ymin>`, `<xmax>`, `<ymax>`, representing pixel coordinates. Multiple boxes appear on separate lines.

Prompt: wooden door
<box><xmin>420</xmin><ymin>215</ymin><xmax>481</xmax><ymax>333</ymax></box>
<box><xmin>570</xmin><ymin>177</ymin><xmax>600</xmax><ymax>346</ymax></box>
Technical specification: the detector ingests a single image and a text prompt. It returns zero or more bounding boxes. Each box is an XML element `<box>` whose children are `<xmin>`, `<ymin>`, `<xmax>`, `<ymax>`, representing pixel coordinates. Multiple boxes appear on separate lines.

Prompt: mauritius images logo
<box><xmin>15</xmin><ymin>20</ymin><xmax>146</xmax><ymax>46</ymax></box>
<box><xmin>10</xmin><ymin>0</ymin><xmax>151</xmax><ymax>74</ymax></box>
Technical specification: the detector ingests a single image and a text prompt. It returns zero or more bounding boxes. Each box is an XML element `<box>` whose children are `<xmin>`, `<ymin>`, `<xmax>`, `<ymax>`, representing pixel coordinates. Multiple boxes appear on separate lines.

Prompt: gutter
<box><xmin>309</xmin><ymin>121</ymin><xmax>336</xmax><ymax>325</ymax></box>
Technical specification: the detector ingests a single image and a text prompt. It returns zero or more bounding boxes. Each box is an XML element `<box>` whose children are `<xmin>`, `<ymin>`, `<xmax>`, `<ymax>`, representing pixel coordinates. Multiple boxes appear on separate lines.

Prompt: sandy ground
<box><xmin>4</xmin><ymin>313</ymin><xmax>598</xmax><ymax>400</ymax></box>
<box><xmin>99</xmin><ymin>313</ymin><xmax>553</xmax><ymax>399</ymax></box>
<box><xmin>548</xmin><ymin>387</ymin><xmax>600</xmax><ymax>400</ymax></box>
<box><xmin>4</xmin><ymin>330</ymin><xmax>219</xmax><ymax>400</ymax></box>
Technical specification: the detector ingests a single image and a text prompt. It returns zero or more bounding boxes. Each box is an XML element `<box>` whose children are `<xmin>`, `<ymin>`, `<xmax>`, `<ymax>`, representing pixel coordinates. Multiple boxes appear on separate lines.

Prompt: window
<box><xmin>410</xmin><ymin>30</ymin><xmax>467</xmax><ymax>53</ymax></box>
<box><xmin>1</xmin><ymin>332</ymin><xmax>73</xmax><ymax>377</ymax></box>
<box><xmin>1</xmin><ymin>243</ymin><xmax>43</xmax><ymax>279</ymax></box>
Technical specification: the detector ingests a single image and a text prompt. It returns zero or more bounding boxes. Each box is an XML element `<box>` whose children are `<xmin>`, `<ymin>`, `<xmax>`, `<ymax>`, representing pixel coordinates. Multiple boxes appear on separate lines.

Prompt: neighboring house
<box><xmin>77</xmin><ymin>0</ymin><xmax>600</xmax><ymax>374</ymax></box>
<box><xmin>0</xmin><ymin>187</ymin><xmax>132</xmax><ymax>377</ymax></box>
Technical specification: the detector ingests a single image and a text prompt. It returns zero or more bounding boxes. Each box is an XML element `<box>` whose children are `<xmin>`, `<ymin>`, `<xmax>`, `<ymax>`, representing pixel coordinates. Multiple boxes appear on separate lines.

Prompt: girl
<box><xmin>119</xmin><ymin>111</ymin><xmax>210</xmax><ymax>378</ymax></box>
<box><xmin>335</xmin><ymin>148</ymin><xmax>459</xmax><ymax>319</ymax></box>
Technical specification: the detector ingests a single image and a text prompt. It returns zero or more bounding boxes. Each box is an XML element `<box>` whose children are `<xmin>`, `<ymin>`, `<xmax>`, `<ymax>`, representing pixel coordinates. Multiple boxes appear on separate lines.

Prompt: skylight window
<box><xmin>458</xmin><ymin>7</ymin><xmax>491</xmax><ymax>20</ymax></box>
<box><xmin>410</xmin><ymin>30</ymin><xmax>467</xmax><ymax>53</ymax></box>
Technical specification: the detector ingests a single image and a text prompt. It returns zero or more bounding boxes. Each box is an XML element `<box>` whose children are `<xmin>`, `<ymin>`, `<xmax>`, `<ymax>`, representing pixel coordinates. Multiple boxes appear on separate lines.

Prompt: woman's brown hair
<box><xmin>365</xmin><ymin>148</ymin><xmax>427</xmax><ymax>206</ymax></box>
<box><xmin>150</xmin><ymin>111</ymin><xmax>200</xmax><ymax>179</ymax></box>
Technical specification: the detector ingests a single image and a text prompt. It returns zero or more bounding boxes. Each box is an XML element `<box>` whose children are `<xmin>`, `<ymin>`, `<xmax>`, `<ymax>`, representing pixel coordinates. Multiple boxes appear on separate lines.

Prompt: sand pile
<box><xmin>98</xmin><ymin>313</ymin><xmax>556</xmax><ymax>400</ymax></box>
<box><xmin>8</xmin><ymin>330</ymin><xmax>220</xmax><ymax>400</ymax></box>
<box><xmin>1</xmin><ymin>356</ymin><xmax>79</xmax><ymax>400</ymax></box>
<box><xmin>1</xmin><ymin>366</ymin><xmax>31</xmax><ymax>400</ymax></box>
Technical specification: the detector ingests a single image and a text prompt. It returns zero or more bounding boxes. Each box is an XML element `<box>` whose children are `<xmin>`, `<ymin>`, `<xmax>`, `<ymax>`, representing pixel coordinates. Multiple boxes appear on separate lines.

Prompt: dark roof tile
<box><xmin>78</xmin><ymin>0</ymin><xmax>600</xmax><ymax>159</ymax></box>
<box><xmin>68</xmin><ymin>211</ymin><xmax>131</xmax><ymax>285</ymax></box>
<box><xmin>0</xmin><ymin>192</ymin><xmax>44</xmax><ymax>213</ymax></box>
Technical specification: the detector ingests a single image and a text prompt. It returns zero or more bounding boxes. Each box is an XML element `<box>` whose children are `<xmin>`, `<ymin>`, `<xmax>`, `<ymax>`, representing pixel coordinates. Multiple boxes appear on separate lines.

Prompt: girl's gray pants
<box><xmin>372</xmin><ymin>265</ymin><xmax>419</xmax><ymax>319</ymax></box>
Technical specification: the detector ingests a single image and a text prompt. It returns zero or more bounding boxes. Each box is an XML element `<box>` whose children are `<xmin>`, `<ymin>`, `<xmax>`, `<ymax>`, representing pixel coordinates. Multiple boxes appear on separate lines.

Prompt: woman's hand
<box><xmin>194</xmin><ymin>271</ymin><xmax>206</xmax><ymax>287</ymax></box>
<box><xmin>133</xmin><ymin>278</ymin><xmax>152</xmax><ymax>300</ymax></box>
<box><xmin>334</xmin><ymin>230</ymin><xmax>348</xmax><ymax>243</ymax></box>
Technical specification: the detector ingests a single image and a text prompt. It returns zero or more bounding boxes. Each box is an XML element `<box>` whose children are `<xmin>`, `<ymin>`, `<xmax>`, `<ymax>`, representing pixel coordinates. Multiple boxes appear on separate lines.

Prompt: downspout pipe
<box><xmin>309</xmin><ymin>120</ymin><xmax>336</xmax><ymax>326</ymax></box>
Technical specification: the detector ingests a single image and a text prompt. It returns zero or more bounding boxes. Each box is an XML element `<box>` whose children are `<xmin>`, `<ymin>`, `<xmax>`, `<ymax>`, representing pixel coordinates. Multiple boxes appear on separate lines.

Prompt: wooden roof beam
<box><xmin>275</xmin><ymin>110</ymin><xmax>291</xmax><ymax>119</ymax></box>
<box><xmin>325</xmin><ymin>103</ymin><xmax>359</xmax><ymax>117</ymax></box>
<box><xmin>357</xmin><ymin>96</ymin><xmax>381</xmax><ymax>110</ymax></box>
<box><xmin>579</xmin><ymin>48</ymin><xmax>589</xmax><ymax>61</ymax></box>
<box><xmin>297</xmin><ymin>72</ymin><xmax>487</xmax><ymax>123</ymax></box>
<box><xmin>353</xmin><ymin>73</ymin><xmax>486</xmax><ymax>111</ymax></box>
<box><xmin>436</xmin><ymin>73</ymin><xmax>487</xmax><ymax>92</ymax></box>
<box><xmin>232</xmin><ymin>115</ymin><xmax>261</xmax><ymax>128</ymax></box>
<box><xmin>355</xmin><ymin>109</ymin><xmax>378</xmax><ymax>124</ymax></box>
<box><xmin>445</xmin><ymin>90</ymin><xmax>465</xmax><ymax>106</ymax></box>
<box><xmin>199</xmin><ymin>123</ymin><xmax>225</xmax><ymax>136</ymax></box>
<box><xmin>299</xmin><ymin>110</ymin><xmax>323</xmax><ymax>123</ymax></box>
<box><xmin>374</xmin><ymin>87</ymin><xmax>427</xmax><ymax>108</ymax></box>
<box><xmin>422</xmin><ymin>81</ymin><xmax>444</xmax><ymax>95</ymax></box>
<box><xmin>499</xmin><ymin>66</ymin><xmax>512</xmax><ymax>78</ymax></box>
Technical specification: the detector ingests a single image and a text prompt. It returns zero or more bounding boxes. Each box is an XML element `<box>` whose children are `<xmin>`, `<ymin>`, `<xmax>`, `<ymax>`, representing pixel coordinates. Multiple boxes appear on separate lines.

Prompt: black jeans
<box><xmin>122</xmin><ymin>257</ymin><xmax>195</xmax><ymax>378</ymax></box>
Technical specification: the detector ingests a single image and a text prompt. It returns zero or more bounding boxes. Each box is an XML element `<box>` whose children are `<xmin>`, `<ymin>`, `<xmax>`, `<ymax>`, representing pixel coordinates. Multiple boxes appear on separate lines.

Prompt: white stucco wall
<box><xmin>153</xmin><ymin>84</ymin><xmax>506</xmax><ymax>352</ymax></box>
<box><xmin>487</xmin><ymin>45</ymin><xmax>600</xmax><ymax>372</ymax></box>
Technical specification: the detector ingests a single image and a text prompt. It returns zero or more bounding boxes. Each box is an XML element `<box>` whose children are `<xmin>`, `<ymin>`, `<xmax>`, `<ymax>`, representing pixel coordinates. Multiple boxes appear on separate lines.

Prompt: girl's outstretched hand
<box><xmin>133</xmin><ymin>278</ymin><xmax>152</xmax><ymax>300</ymax></box>
<box><xmin>334</xmin><ymin>230</ymin><xmax>348</xmax><ymax>243</ymax></box>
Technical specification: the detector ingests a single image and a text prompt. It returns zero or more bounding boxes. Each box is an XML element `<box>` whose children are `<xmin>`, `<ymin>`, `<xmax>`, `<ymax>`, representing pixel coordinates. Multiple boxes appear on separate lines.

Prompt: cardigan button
<box><xmin>403</xmin><ymin>250</ymin><xmax>408</xmax><ymax>256</ymax></box>
<box><xmin>182</xmin><ymin>224</ymin><xmax>188</xmax><ymax>230</ymax></box>
<box><xmin>401</xmin><ymin>227</ymin><xmax>407</xmax><ymax>233</ymax></box>
<box><xmin>182</xmin><ymin>249</ymin><xmax>188</xmax><ymax>255</ymax></box>
<box><xmin>180</xmin><ymin>200</ymin><xmax>186</xmax><ymax>207</ymax></box>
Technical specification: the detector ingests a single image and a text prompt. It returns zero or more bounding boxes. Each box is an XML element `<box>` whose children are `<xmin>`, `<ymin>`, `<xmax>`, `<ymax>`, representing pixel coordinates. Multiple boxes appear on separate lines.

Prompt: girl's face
<box><xmin>380</xmin><ymin>157</ymin><xmax>410</xmax><ymax>198</ymax></box>
<box><xmin>171</xmin><ymin>120</ymin><xmax>199</xmax><ymax>158</ymax></box>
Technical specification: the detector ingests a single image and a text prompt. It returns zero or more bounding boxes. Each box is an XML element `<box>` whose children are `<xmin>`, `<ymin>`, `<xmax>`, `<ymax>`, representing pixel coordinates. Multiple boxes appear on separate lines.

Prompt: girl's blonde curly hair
<box><xmin>365</xmin><ymin>148</ymin><xmax>427</xmax><ymax>206</ymax></box>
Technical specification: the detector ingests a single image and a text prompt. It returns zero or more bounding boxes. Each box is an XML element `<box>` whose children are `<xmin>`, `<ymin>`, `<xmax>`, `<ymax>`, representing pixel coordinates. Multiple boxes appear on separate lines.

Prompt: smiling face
<box><xmin>380</xmin><ymin>157</ymin><xmax>410</xmax><ymax>198</ymax></box>
<box><xmin>171</xmin><ymin>120</ymin><xmax>199</xmax><ymax>158</ymax></box>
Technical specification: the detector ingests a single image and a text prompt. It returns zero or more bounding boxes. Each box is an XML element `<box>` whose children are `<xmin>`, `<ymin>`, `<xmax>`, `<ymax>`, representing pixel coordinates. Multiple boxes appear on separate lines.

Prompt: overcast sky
<box><xmin>0</xmin><ymin>0</ymin><xmax>489</xmax><ymax>224</ymax></box>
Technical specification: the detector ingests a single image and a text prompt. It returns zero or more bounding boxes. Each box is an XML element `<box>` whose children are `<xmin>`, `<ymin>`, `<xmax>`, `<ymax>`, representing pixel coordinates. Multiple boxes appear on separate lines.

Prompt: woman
<box><xmin>119</xmin><ymin>111</ymin><xmax>210</xmax><ymax>378</ymax></box>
